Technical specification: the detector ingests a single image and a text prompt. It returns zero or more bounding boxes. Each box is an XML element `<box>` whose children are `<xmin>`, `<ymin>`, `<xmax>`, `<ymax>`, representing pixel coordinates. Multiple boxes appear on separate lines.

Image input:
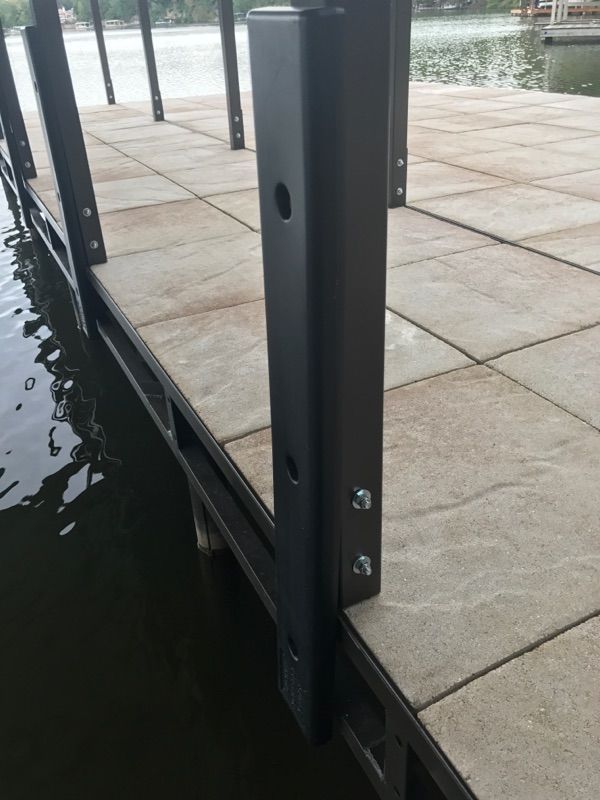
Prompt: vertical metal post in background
<box><xmin>137</xmin><ymin>0</ymin><xmax>164</xmax><ymax>121</ymax></box>
<box><xmin>249</xmin><ymin>0</ymin><xmax>389</xmax><ymax>744</ymax></box>
<box><xmin>23</xmin><ymin>0</ymin><xmax>106</xmax><ymax>337</ymax></box>
<box><xmin>0</xmin><ymin>19</ymin><xmax>36</xmax><ymax>226</ymax></box>
<box><xmin>0</xmin><ymin>20</ymin><xmax>36</xmax><ymax>182</ymax></box>
<box><xmin>388</xmin><ymin>0</ymin><xmax>412</xmax><ymax>208</ymax></box>
<box><xmin>90</xmin><ymin>0</ymin><xmax>116</xmax><ymax>105</ymax></box>
<box><xmin>217</xmin><ymin>0</ymin><xmax>245</xmax><ymax>149</ymax></box>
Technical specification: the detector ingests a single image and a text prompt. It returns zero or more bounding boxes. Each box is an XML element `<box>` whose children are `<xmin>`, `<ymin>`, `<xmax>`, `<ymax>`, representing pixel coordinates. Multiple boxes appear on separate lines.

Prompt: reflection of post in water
<box><xmin>1</xmin><ymin>178</ymin><xmax>118</xmax><ymax>512</ymax></box>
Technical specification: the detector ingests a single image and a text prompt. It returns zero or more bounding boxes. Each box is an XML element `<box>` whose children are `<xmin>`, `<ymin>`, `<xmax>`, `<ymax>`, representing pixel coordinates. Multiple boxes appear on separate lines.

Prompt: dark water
<box><xmin>0</xmin><ymin>186</ymin><xmax>376</xmax><ymax>798</ymax></box>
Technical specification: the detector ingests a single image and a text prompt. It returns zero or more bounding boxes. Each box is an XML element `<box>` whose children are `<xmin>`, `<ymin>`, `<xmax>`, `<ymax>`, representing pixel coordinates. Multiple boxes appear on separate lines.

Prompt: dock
<box><xmin>1</xmin><ymin>1</ymin><xmax>600</xmax><ymax>799</ymax></box>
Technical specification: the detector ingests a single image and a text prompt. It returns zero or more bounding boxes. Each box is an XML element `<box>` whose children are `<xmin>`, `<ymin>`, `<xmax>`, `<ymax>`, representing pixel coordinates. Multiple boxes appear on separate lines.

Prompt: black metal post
<box><xmin>90</xmin><ymin>0</ymin><xmax>116</xmax><ymax>105</ymax></box>
<box><xmin>217</xmin><ymin>0</ymin><xmax>245</xmax><ymax>149</ymax></box>
<box><xmin>249</xmin><ymin>0</ymin><xmax>389</xmax><ymax>744</ymax></box>
<box><xmin>23</xmin><ymin>0</ymin><xmax>106</xmax><ymax>337</ymax></box>
<box><xmin>0</xmin><ymin>20</ymin><xmax>36</xmax><ymax>183</ymax></box>
<box><xmin>137</xmin><ymin>0</ymin><xmax>164</xmax><ymax>121</ymax></box>
<box><xmin>388</xmin><ymin>0</ymin><xmax>412</xmax><ymax>208</ymax></box>
<box><xmin>0</xmin><ymin>19</ymin><xmax>36</xmax><ymax>226</ymax></box>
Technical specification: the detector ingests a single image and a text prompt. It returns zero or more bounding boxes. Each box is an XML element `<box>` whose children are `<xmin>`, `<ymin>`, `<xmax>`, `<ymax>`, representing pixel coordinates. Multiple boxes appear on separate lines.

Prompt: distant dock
<box><xmin>2</xmin><ymin>1</ymin><xmax>600</xmax><ymax>799</ymax></box>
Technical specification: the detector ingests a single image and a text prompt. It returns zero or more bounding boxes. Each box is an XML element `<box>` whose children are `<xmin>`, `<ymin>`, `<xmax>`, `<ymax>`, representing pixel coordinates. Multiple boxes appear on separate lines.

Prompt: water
<box><xmin>0</xmin><ymin>192</ymin><xmax>376</xmax><ymax>798</ymax></box>
<box><xmin>4</xmin><ymin>12</ymin><xmax>600</xmax><ymax>112</ymax></box>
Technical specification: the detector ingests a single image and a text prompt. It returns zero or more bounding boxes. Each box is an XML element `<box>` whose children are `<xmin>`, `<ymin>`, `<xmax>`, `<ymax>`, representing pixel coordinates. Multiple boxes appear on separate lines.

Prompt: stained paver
<box><xmin>226</xmin><ymin>367</ymin><xmax>600</xmax><ymax>709</ymax></box>
<box><xmin>490</xmin><ymin>325</ymin><xmax>600</xmax><ymax>429</ymax></box>
<box><xmin>420</xmin><ymin>617</ymin><xmax>600</xmax><ymax>800</ymax></box>
<box><xmin>386</xmin><ymin>244</ymin><xmax>600</xmax><ymax>360</ymax></box>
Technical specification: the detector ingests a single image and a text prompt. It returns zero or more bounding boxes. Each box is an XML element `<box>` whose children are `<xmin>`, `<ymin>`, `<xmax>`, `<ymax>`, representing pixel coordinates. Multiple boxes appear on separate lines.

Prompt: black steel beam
<box><xmin>0</xmin><ymin>20</ymin><xmax>36</xmax><ymax>183</ymax></box>
<box><xmin>90</xmin><ymin>0</ymin><xmax>116</xmax><ymax>105</ymax></box>
<box><xmin>388</xmin><ymin>0</ymin><xmax>412</xmax><ymax>208</ymax></box>
<box><xmin>249</xmin><ymin>0</ymin><xmax>389</xmax><ymax>743</ymax></box>
<box><xmin>137</xmin><ymin>0</ymin><xmax>164</xmax><ymax>121</ymax></box>
<box><xmin>217</xmin><ymin>0</ymin><xmax>245</xmax><ymax>149</ymax></box>
<box><xmin>23</xmin><ymin>0</ymin><xmax>106</xmax><ymax>337</ymax></box>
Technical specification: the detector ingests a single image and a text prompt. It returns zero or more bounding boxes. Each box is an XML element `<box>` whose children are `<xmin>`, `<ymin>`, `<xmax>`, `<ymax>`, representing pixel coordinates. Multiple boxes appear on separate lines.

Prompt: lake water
<box><xmin>4</xmin><ymin>12</ymin><xmax>600</xmax><ymax>111</ymax></box>
<box><xmin>1</xmin><ymin>10</ymin><xmax>598</xmax><ymax>799</ymax></box>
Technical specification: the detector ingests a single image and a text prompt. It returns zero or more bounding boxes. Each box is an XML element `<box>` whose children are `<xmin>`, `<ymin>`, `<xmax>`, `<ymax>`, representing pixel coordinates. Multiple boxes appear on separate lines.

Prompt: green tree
<box><xmin>0</xmin><ymin>0</ymin><xmax>30</xmax><ymax>27</ymax></box>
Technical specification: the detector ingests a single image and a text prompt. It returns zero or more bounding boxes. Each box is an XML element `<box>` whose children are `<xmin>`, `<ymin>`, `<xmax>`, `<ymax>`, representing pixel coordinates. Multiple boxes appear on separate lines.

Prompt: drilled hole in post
<box><xmin>288</xmin><ymin>637</ymin><xmax>299</xmax><ymax>662</ymax></box>
<box><xmin>286</xmin><ymin>455</ymin><xmax>299</xmax><ymax>484</ymax></box>
<box><xmin>275</xmin><ymin>182</ymin><xmax>292</xmax><ymax>221</ymax></box>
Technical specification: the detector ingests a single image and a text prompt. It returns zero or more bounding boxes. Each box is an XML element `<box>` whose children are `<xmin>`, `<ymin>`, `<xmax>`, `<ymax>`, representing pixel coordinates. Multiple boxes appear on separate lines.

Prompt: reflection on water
<box><xmin>0</xmin><ymin>186</ymin><xmax>376</xmax><ymax>799</ymax></box>
<box><xmin>4</xmin><ymin>12</ymin><xmax>600</xmax><ymax>113</ymax></box>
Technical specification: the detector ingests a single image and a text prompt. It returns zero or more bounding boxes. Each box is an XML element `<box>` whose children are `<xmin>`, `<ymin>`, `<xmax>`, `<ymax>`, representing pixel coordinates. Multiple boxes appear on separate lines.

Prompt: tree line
<box><xmin>0</xmin><ymin>0</ymin><xmax>281</xmax><ymax>28</ymax></box>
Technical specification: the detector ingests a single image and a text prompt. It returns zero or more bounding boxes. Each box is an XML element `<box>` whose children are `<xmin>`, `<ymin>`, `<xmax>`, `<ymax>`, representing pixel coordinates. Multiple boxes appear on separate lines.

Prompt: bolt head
<box><xmin>235</xmin><ymin>132</ymin><xmax>242</xmax><ymax>139</ymax></box>
<box><xmin>234</xmin><ymin>115</ymin><xmax>240</xmax><ymax>123</ymax></box>
<box><xmin>396</xmin><ymin>187</ymin><xmax>404</xmax><ymax>197</ymax></box>
<box><xmin>396</xmin><ymin>158</ymin><xmax>404</xmax><ymax>167</ymax></box>
<box><xmin>352</xmin><ymin>488</ymin><xmax>372</xmax><ymax>511</ymax></box>
<box><xmin>353</xmin><ymin>555</ymin><xmax>373</xmax><ymax>577</ymax></box>
<box><xmin>24</xmin><ymin>161</ymin><xmax>32</xmax><ymax>169</ymax></box>
<box><xmin>82</xmin><ymin>207</ymin><xmax>92</xmax><ymax>217</ymax></box>
<box><xmin>19</xmin><ymin>140</ymin><xmax>26</xmax><ymax>147</ymax></box>
<box><xmin>89</xmin><ymin>240</ymin><xmax>99</xmax><ymax>250</ymax></box>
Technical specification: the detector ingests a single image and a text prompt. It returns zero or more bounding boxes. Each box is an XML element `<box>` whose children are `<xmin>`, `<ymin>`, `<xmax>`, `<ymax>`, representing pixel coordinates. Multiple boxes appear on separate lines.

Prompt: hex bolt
<box><xmin>24</xmin><ymin>161</ymin><xmax>32</xmax><ymax>169</ymax></box>
<box><xmin>19</xmin><ymin>140</ymin><xmax>26</xmax><ymax>147</ymax></box>
<box><xmin>396</xmin><ymin>158</ymin><xmax>404</xmax><ymax>167</ymax></box>
<box><xmin>89</xmin><ymin>240</ymin><xmax>99</xmax><ymax>250</ymax></box>
<box><xmin>352</xmin><ymin>488</ymin><xmax>372</xmax><ymax>511</ymax></box>
<box><xmin>235</xmin><ymin>132</ymin><xmax>242</xmax><ymax>139</ymax></box>
<box><xmin>396</xmin><ymin>187</ymin><xmax>404</xmax><ymax>197</ymax></box>
<box><xmin>234</xmin><ymin>115</ymin><xmax>240</xmax><ymax>123</ymax></box>
<box><xmin>353</xmin><ymin>555</ymin><xmax>373</xmax><ymax>577</ymax></box>
<box><xmin>82</xmin><ymin>207</ymin><xmax>92</xmax><ymax>218</ymax></box>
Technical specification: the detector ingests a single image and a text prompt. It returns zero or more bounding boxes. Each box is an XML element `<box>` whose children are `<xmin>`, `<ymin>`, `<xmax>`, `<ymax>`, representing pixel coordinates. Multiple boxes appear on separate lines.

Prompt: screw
<box><xmin>19</xmin><ymin>140</ymin><xmax>26</xmax><ymax>147</ymax></box>
<box><xmin>396</xmin><ymin>187</ymin><xmax>404</xmax><ymax>197</ymax></box>
<box><xmin>396</xmin><ymin>158</ymin><xmax>404</xmax><ymax>167</ymax></box>
<box><xmin>353</xmin><ymin>555</ymin><xmax>373</xmax><ymax>577</ymax></box>
<box><xmin>352</xmin><ymin>488</ymin><xmax>372</xmax><ymax>511</ymax></box>
<box><xmin>234</xmin><ymin>115</ymin><xmax>240</xmax><ymax>123</ymax></box>
<box><xmin>24</xmin><ymin>161</ymin><xmax>31</xmax><ymax>169</ymax></box>
<box><xmin>89</xmin><ymin>240</ymin><xmax>99</xmax><ymax>250</ymax></box>
<box><xmin>235</xmin><ymin>132</ymin><xmax>242</xmax><ymax>139</ymax></box>
<box><xmin>82</xmin><ymin>207</ymin><xmax>92</xmax><ymax>217</ymax></box>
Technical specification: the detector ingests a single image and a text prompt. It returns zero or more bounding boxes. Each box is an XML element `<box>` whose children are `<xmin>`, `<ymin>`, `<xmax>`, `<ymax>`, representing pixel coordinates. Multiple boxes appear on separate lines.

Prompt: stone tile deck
<box><xmin>21</xmin><ymin>82</ymin><xmax>600</xmax><ymax>800</ymax></box>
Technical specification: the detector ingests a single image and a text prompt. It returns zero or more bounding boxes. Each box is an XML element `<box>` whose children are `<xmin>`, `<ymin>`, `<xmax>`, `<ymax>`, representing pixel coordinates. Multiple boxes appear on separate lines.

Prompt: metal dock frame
<box><xmin>23</xmin><ymin>0</ymin><xmax>106</xmax><ymax>337</ymax></box>
<box><xmin>388</xmin><ymin>0</ymin><xmax>412</xmax><ymax>208</ymax></box>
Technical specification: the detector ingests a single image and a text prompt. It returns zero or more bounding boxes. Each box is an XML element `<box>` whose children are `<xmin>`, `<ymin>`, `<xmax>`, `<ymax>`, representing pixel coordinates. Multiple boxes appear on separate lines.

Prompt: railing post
<box><xmin>90</xmin><ymin>0</ymin><xmax>116</xmax><ymax>105</ymax></box>
<box><xmin>388</xmin><ymin>0</ymin><xmax>412</xmax><ymax>208</ymax></box>
<box><xmin>137</xmin><ymin>0</ymin><xmax>164</xmax><ymax>121</ymax></box>
<box><xmin>0</xmin><ymin>18</ymin><xmax>37</xmax><ymax>225</ymax></box>
<box><xmin>23</xmin><ymin>0</ymin><xmax>106</xmax><ymax>337</ymax></box>
<box><xmin>217</xmin><ymin>0</ymin><xmax>245</xmax><ymax>149</ymax></box>
<box><xmin>249</xmin><ymin>0</ymin><xmax>389</xmax><ymax>743</ymax></box>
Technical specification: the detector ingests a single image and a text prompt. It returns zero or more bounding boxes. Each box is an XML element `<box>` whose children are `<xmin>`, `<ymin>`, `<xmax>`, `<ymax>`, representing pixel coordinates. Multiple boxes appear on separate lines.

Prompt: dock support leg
<box><xmin>90</xmin><ymin>0</ymin><xmax>116</xmax><ymax>105</ymax></box>
<box><xmin>388</xmin><ymin>0</ymin><xmax>412</xmax><ymax>209</ymax></box>
<box><xmin>137</xmin><ymin>0</ymin><xmax>164</xmax><ymax>121</ymax></box>
<box><xmin>23</xmin><ymin>0</ymin><xmax>106</xmax><ymax>337</ymax></box>
<box><xmin>189</xmin><ymin>482</ymin><xmax>228</xmax><ymax>556</ymax></box>
<box><xmin>384</xmin><ymin>713</ymin><xmax>409</xmax><ymax>799</ymax></box>
<box><xmin>249</xmin><ymin>0</ymin><xmax>389</xmax><ymax>744</ymax></box>
<box><xmin>0</xmin><ymin>20</ymin><xmax>37</xmax><ymax>226</ymax></box>
<box><xmin>217</xmin><ymin>0</ymin><xmax>245</xmax><ymax>149</ymax></box>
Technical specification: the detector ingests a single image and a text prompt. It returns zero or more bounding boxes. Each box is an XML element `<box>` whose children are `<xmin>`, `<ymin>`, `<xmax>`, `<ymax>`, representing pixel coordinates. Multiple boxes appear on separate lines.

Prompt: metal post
<box><xmin>90</xmin><ymin>0</ymin><xmax>116</xmax><ymax>105</ymax></box>
<box><xmin>217</xmin><ymin>0</ymin><xmax>245</xmax><ymax>149</ymax></box>
<box><xmin>249</xmin><ymin>0</ymin><xmax>389</xmax><ymax>744</ymax></box>
<box><xmin>388</xmin><ymin>0</ymin><xmax>412</xmax><ymax>208</ymax></box>
<box><xmin>0</xmin><ymin>19</ymin><xmax>36</xmax><ymax>226</ymax></box>
<box><xmin>137</xmin><ymin>0</ymin><xmax>164</xmax><ymax>121</ymax></box>
<box><xmin>0</xmin><ymin>20</ymin><xmax>36</xmax><ymax>182</ymax></box>
<box><xmin>23</xmin><ymin>0</ymin><xmax>106</xmax><ymax>337</ymax></box>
